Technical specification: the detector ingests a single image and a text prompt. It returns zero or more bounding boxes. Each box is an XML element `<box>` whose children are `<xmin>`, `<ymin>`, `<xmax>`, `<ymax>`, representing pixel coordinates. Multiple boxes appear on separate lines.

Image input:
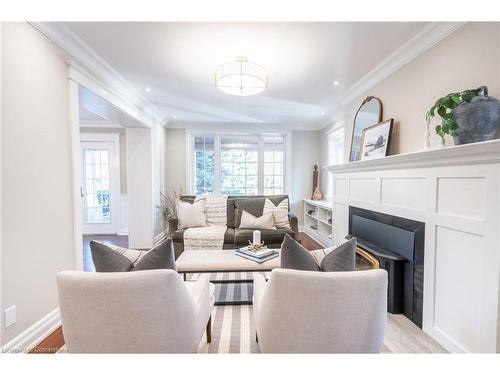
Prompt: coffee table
<box><xmin>176</xmin><ymin>249</ymin><xmax>281</xmax><ymax>305</ymax></box>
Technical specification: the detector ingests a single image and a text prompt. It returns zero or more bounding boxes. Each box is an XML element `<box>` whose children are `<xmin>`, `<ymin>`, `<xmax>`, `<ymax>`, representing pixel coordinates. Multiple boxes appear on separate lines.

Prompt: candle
<box><xmin>253</xmin><ymin>230</ymin><xmax>261</xmax><ymax>245</ymax></box>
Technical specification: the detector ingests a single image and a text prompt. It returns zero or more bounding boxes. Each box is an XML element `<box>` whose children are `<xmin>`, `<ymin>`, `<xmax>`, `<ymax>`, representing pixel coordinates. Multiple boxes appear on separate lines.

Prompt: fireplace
<box><xmin>348</xmin><ymin>206</ymin><xmax>425</xmax><ymax>327</ymax></box>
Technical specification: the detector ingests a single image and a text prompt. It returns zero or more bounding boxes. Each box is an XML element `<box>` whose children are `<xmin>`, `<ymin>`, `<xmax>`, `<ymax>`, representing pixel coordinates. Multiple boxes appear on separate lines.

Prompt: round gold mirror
<box><xmin>349</xmin><ymin>96</ymin><xmax>383</xmax><ymax>161</ymax></box>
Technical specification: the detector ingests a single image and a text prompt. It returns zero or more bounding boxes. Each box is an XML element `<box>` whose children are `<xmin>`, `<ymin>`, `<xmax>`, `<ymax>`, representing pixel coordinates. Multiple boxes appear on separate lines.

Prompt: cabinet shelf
<box><xmin>303</xmin><ymin>199</ymin><xmax>333</xmax><ymax>247</ymax></box>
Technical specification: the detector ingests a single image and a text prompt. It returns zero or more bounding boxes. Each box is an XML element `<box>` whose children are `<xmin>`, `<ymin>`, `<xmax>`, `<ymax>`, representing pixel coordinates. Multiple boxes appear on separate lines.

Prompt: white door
<box><xmin>80</xmin><ymin>139</ymin><xmax>120</xmax><ymax>234</ymax></box>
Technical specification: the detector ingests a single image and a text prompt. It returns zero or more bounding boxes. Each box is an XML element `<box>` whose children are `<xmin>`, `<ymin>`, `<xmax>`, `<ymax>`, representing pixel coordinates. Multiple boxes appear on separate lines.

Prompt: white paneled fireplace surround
<box><xmin>326</xmin><ymin>139</ymin><xmax>500</xmax><ymax>353</ymax></box>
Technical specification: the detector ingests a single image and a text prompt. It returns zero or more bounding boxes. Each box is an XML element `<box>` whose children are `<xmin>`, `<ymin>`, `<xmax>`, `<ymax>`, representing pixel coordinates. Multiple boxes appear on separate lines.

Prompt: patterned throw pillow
<box><xmin>263</xmin><ymin>198</ymin><xmax>291</xmax><ymax>229</ymax></box>
<box><xmin>90</xmin><ymin>238</ymin><xmax>176</xmax><ymax>272</ymax></box>
<box><xmin>280</xmin><ymin>234</ymin><xmax>356</xmax><ymax>272</ymax></box>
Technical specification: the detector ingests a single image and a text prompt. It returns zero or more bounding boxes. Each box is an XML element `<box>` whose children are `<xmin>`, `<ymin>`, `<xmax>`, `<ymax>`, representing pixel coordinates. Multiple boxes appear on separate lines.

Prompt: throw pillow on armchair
<box><xmin>280</xmin><ymin>234</ymin><xmax>356</xmax><ymax>272</ymax></box>
<box><xmin>90</xmin><ymin>238</ymin><xmax>176</xmax><ymax>272</ymax></box>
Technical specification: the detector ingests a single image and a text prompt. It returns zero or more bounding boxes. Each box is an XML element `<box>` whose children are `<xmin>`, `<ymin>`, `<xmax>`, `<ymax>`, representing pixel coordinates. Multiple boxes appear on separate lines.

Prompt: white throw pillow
<box><xmin>263</xmin><ymin>198</ymin><xmax>291</xmax><ymax>229</ymax></box>
<box><xmin>176</xmin><ymin>198</ymin><xmax>207</xmax><ymax>229</ymax></box>
<box><xmin>239</xmin><ymin>210</ymin><xmax>276</xmax><ymax>230</ymax></box>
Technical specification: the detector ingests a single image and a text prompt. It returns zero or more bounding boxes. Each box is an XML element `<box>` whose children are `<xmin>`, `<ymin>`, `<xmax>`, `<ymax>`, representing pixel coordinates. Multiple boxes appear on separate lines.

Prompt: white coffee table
<box><xmin>176</xmin><ymin>249</ymin><xmax>280</xmax><ymax>305</ymax></box>
<box><xmin>176</xmin><ymin>249</ymin><xmax>281</xmax><ymax>280</ymax></box>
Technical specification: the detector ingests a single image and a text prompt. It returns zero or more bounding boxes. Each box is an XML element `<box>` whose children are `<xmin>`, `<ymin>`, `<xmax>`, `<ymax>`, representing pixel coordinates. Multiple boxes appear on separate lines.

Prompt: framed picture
<box><xmin>359</xmin><ymin>119</ymin><xmax>394</xmax><ymax>160</ymax></box>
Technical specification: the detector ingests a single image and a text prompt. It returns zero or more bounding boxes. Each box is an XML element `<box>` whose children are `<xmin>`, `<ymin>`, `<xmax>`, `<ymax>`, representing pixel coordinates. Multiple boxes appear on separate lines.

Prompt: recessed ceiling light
<box><xmin>333</xmin><ymin>80</ymin><xmax>340</xmax><ymax>86</ymax></box>
<box><xmin>172</xmin><ymin>115</ymin><xmax>177</xmax><ymax>119</ymax></box>
<box><xmin>145</xmin><ymin>87</ymin><xmax>152</xmax><ymax>92</ymax></box>
<box><xmin>321</xmin><ymin>111</ymin><xmax>326</xmax><ymax>115</ymax></box>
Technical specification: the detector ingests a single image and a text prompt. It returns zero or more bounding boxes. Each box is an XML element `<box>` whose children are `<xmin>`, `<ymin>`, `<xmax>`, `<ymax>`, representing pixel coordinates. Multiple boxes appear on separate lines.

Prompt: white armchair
<box><xmin>253</xmin><ymin>268</ymin><xmax>388</xmax><ymax>353</ymax></box>
<box><xmin>57</xmin><ymin>269</ymin><xmax>214</xmax><ymax>353</ymax></box>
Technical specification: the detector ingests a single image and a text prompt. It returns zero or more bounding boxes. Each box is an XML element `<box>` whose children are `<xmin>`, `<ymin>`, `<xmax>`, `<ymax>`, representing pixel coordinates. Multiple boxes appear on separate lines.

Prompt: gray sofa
<box><xmin>169</xmin><ymin>195</ymin><xmax>299</xmax><ymax>258</ymax></box>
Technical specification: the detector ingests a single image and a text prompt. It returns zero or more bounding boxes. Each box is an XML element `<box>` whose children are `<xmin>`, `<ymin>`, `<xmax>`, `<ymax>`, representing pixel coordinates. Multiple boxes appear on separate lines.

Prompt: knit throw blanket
<box><xmin>184</xmin><ymin>195</ymin><xmax>228</xmax><ymax>250</ymax></box>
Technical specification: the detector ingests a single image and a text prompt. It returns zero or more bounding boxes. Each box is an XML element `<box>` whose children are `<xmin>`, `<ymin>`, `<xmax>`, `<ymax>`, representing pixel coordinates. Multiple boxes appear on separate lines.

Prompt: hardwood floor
<box><xmin>30</xmin><ymin>232</ymin><xmax>446</xmax><ymax>354</ymax></box>
<box><xmin>29</xmin><ymin>326</ymin><xmax>65</xmax><ymax>354</ymax></box>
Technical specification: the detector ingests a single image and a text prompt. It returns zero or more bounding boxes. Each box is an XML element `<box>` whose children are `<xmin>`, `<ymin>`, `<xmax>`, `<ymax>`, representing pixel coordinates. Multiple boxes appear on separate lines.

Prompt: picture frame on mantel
<box><xmin>359</xmin><ymin>119</ymin><xmax>394</xmax><ymax>160</ymax></box>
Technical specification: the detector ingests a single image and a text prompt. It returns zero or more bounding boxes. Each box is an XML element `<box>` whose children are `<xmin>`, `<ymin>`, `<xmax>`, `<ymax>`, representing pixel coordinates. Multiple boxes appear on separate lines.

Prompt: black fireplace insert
<box><xmin>348</xmin><ymin>206</ymin><xmax>425</xmax><ymax>327</ymax></box>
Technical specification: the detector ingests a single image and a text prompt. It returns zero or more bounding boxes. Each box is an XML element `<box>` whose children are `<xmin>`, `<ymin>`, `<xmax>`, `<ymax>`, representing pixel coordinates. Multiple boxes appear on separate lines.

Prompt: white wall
<box><xmin>343</xmin><ymin>22</ymin><xmax>500</xmax><ymax>157</ymax></box>
<box><xmin>1</xmin><ymin>23</ymin><xmax>75</xmax><ymax>345</ymax></box>
<box><xmin>126</xmin><ymin>128</ymin><xmax>154</xmax><ymax>248</ymax></box>
<box><xmin>166</xmin><ymin>128</ymin><xmax>187</xmax><ymax>194</ymax></box>
<box><xmin>152</xmin><ymin>123</ymin><xmax>167</xmax><ymax>237</ymax></box>
<box><xmin>290</xmin><ymin>130</ymin><xmax>321</xmax><ymax>224</ymax></box>
<box><xmin>0</xmin><ymin>22</ymin><xmax>4</xmax><ymax>344</ymax></box>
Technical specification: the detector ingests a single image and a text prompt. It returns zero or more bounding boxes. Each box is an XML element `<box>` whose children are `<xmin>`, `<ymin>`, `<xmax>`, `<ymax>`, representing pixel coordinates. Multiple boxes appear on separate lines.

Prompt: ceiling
<box><xmin>65</xmin><ymin>22</ymin><xmax>429</xmax><ymax>128</ymax></box>
<box><xmin>79</xmin><ymin>85</ymin><xmax>144</xmax><ymax>128</ymax></box>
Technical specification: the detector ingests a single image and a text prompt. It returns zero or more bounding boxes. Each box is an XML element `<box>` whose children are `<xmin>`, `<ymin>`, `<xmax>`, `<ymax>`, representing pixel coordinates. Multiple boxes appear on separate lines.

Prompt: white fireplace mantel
<box><xmin>325</xmin><ymin>139</ymin><xmax>500</xmax><ymax>353</ymax></box>
<box><xmin>325</xmin><ymin>138</ymin><xmax>500</xmax><ymax>174</ymax></box>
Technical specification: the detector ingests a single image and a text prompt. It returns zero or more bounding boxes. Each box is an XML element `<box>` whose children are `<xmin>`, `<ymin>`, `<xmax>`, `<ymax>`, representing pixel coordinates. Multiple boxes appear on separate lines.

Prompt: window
<box><xmin>84</xmin><ymin>149</ymin><xmax>111</xmax><ymax>223</ymax></box>
<box><xmin>220</xmin><ymin>136</ymin><xmax>259</xmax><ymax>195</ymax></box>
<box><xmin>263</xmin><ymin>136</ymin><xmax>284</xmax><ymax>195</ymax></box>
<box><xmin>191</xmin><ymin>133</ymin><xmax>287</xmax><ymax>196</ymax></box>
<box><xmin>193</xmin><ymin>136</ymin><xmax>215</xmax><ymax>194</ymax></box>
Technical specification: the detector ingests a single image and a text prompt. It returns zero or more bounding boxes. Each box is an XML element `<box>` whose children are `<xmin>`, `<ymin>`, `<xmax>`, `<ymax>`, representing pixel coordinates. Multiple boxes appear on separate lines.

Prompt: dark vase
<box><xmin>451</xmin><ymin>86</ymin><xmax>500</xmax><ymax>145</ymax></box>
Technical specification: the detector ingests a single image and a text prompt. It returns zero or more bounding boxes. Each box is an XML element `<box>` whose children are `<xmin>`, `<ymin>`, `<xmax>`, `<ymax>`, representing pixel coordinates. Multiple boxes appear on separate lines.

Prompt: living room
<box><xmin>1</xmin><ymin>1</ymin><xmax>500</xmax><ymax>373</ymax></box>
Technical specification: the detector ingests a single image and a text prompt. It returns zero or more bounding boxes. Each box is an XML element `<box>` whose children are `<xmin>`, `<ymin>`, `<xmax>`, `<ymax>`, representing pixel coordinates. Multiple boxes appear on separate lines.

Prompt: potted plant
<box><xmin>156</xmin><ymin>188</ymin><xmax>182</xmax><ymax>237</ymax></box>
<box><xmin>427</xmin><ymin>86</ymin><xmax>500</xmax><ymax>145</ymax></box>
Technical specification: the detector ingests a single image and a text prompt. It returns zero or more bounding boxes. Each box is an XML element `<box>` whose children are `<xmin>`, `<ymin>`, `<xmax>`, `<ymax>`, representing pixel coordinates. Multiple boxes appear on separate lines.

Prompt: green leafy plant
<box><xmin>427</xmin><ymin>89</ymin><xmax>479</xmax><ymax>138</ymax></box>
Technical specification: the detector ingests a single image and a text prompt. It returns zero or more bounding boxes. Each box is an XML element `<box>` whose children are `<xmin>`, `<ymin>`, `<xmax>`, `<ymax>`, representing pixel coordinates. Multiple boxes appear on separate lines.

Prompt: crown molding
<box><xmin>29</xmin><ymin>22</ymin><xmax>165</xmax><ymax>127</ymax></box>
<box><xmin>168</xmin><ymin>120</ymin><xmax>324</xmax><ymax>132</ymax></box>
<box><xmin>341</xmin><ymin>22</ymin><xmax>466</xmax><ymax>106</ymax></box>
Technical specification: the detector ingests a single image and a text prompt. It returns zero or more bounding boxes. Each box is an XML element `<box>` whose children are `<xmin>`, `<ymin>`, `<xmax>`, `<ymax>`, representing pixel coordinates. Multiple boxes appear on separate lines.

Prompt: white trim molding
<box><xmin>325</xmin><ymin>139</ymin><xmax>500</xmax><ymax>174</ymax></box>
<box><xmin>30</xmin><ymin>22</ymin><xmax>164</xmax><ymax>128</ymax></box>
<box><xmin>341</xmin><ymin>22</ymin><xmax>466</xmax><ymax>105</ymax></box>
<box><xmin>1</xmin><ymin>308</ymin><xmax>60</xmax><ymax>353</ymax></box>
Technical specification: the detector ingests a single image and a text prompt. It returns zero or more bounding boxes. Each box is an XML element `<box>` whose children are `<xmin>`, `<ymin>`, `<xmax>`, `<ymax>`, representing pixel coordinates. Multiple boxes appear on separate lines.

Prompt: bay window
<box><xmin>190</xmin><ymin>133</ymin><xmax>288</xmax><ymax>196</ymax></box>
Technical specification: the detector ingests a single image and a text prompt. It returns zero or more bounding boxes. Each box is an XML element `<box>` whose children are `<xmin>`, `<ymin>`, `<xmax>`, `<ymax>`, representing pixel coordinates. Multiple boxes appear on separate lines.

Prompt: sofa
<box><xmin>169</xmin><ymin>195</ymin><xmax>299</xmax><ymax>258</ymax></box>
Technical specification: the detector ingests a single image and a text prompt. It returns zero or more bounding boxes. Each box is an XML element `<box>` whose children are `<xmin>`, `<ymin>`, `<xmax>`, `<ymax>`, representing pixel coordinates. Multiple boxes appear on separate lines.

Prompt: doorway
<box><xmin>80</xmin><ymin>134</ymin><xmax>120</xmax><ymax>235</ymax></box>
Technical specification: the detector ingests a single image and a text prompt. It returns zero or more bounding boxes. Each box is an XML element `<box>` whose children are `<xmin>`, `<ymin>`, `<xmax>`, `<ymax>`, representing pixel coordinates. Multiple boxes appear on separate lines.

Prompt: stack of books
<box><xmin>235</xmin><ymin>246</ymin><xmax>279</xmax><ymax>263</ymax></box>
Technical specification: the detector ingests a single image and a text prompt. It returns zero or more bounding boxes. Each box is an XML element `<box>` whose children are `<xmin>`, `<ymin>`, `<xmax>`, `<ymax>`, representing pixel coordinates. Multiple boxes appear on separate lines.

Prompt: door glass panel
<box><xmin>84</xmin><ymin>149</ymin><xmax>111</xmax><ymax>224</ymax></box>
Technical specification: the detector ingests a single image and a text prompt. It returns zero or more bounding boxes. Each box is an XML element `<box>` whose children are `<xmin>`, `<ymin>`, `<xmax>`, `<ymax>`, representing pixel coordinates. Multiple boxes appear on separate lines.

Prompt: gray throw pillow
<box><xmin>280</xmin><ymin>234</ymin><xmax>357</xmax><ymax>272</ymax></box>
<box><xmin>280</xmin><ymin>234</ymin><xmax>320</xmax><ymax>271</ymax></box>
<box><xmin>90</xmin><ymin>238</ymin><xmax>176</xmax><ymax>272</ymax></box>
<box><xmin>319</xmin><ymin>238</ymin><xmax>356</xmax><ymax>272</ymax></box>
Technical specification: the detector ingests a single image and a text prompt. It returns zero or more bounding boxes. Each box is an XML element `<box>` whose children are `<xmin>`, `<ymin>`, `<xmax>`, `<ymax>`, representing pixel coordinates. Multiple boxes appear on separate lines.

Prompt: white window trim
<box><xmin>185</xmin><ymin>130</ymin><xmax>292</xmax><ymax>196</ymax></box>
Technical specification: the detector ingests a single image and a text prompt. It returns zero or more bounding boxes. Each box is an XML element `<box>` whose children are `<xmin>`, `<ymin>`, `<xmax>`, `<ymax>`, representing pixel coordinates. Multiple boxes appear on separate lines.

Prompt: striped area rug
<box><xmin>186</xmin><ymin>272</ymin><xmax>270</xmax><ymax>305</ymax></box>
<box><xmin>197</xmin><ymin>305</ymin><xmax>260</xmax><ymax>353</ymax></box>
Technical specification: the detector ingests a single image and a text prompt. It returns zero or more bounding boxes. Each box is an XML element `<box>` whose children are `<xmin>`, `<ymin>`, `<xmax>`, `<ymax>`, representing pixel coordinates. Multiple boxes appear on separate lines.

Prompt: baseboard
<box><xmin>1</xmin><ymin>308</ymin><xmax>61</xmax><ymax>353</ymax></box>
<box><xmin>154</xmin><ymin>229</ymin><xmax>169</xmax><ymax>246</ymax></box>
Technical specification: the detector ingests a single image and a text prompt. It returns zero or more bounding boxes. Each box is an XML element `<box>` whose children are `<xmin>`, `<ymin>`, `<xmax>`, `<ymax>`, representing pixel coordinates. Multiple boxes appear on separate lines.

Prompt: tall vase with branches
<box><xmin>156</xmin><ymin>187</ymin><xmax>182</xmax><ymax>237</ymax></box>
